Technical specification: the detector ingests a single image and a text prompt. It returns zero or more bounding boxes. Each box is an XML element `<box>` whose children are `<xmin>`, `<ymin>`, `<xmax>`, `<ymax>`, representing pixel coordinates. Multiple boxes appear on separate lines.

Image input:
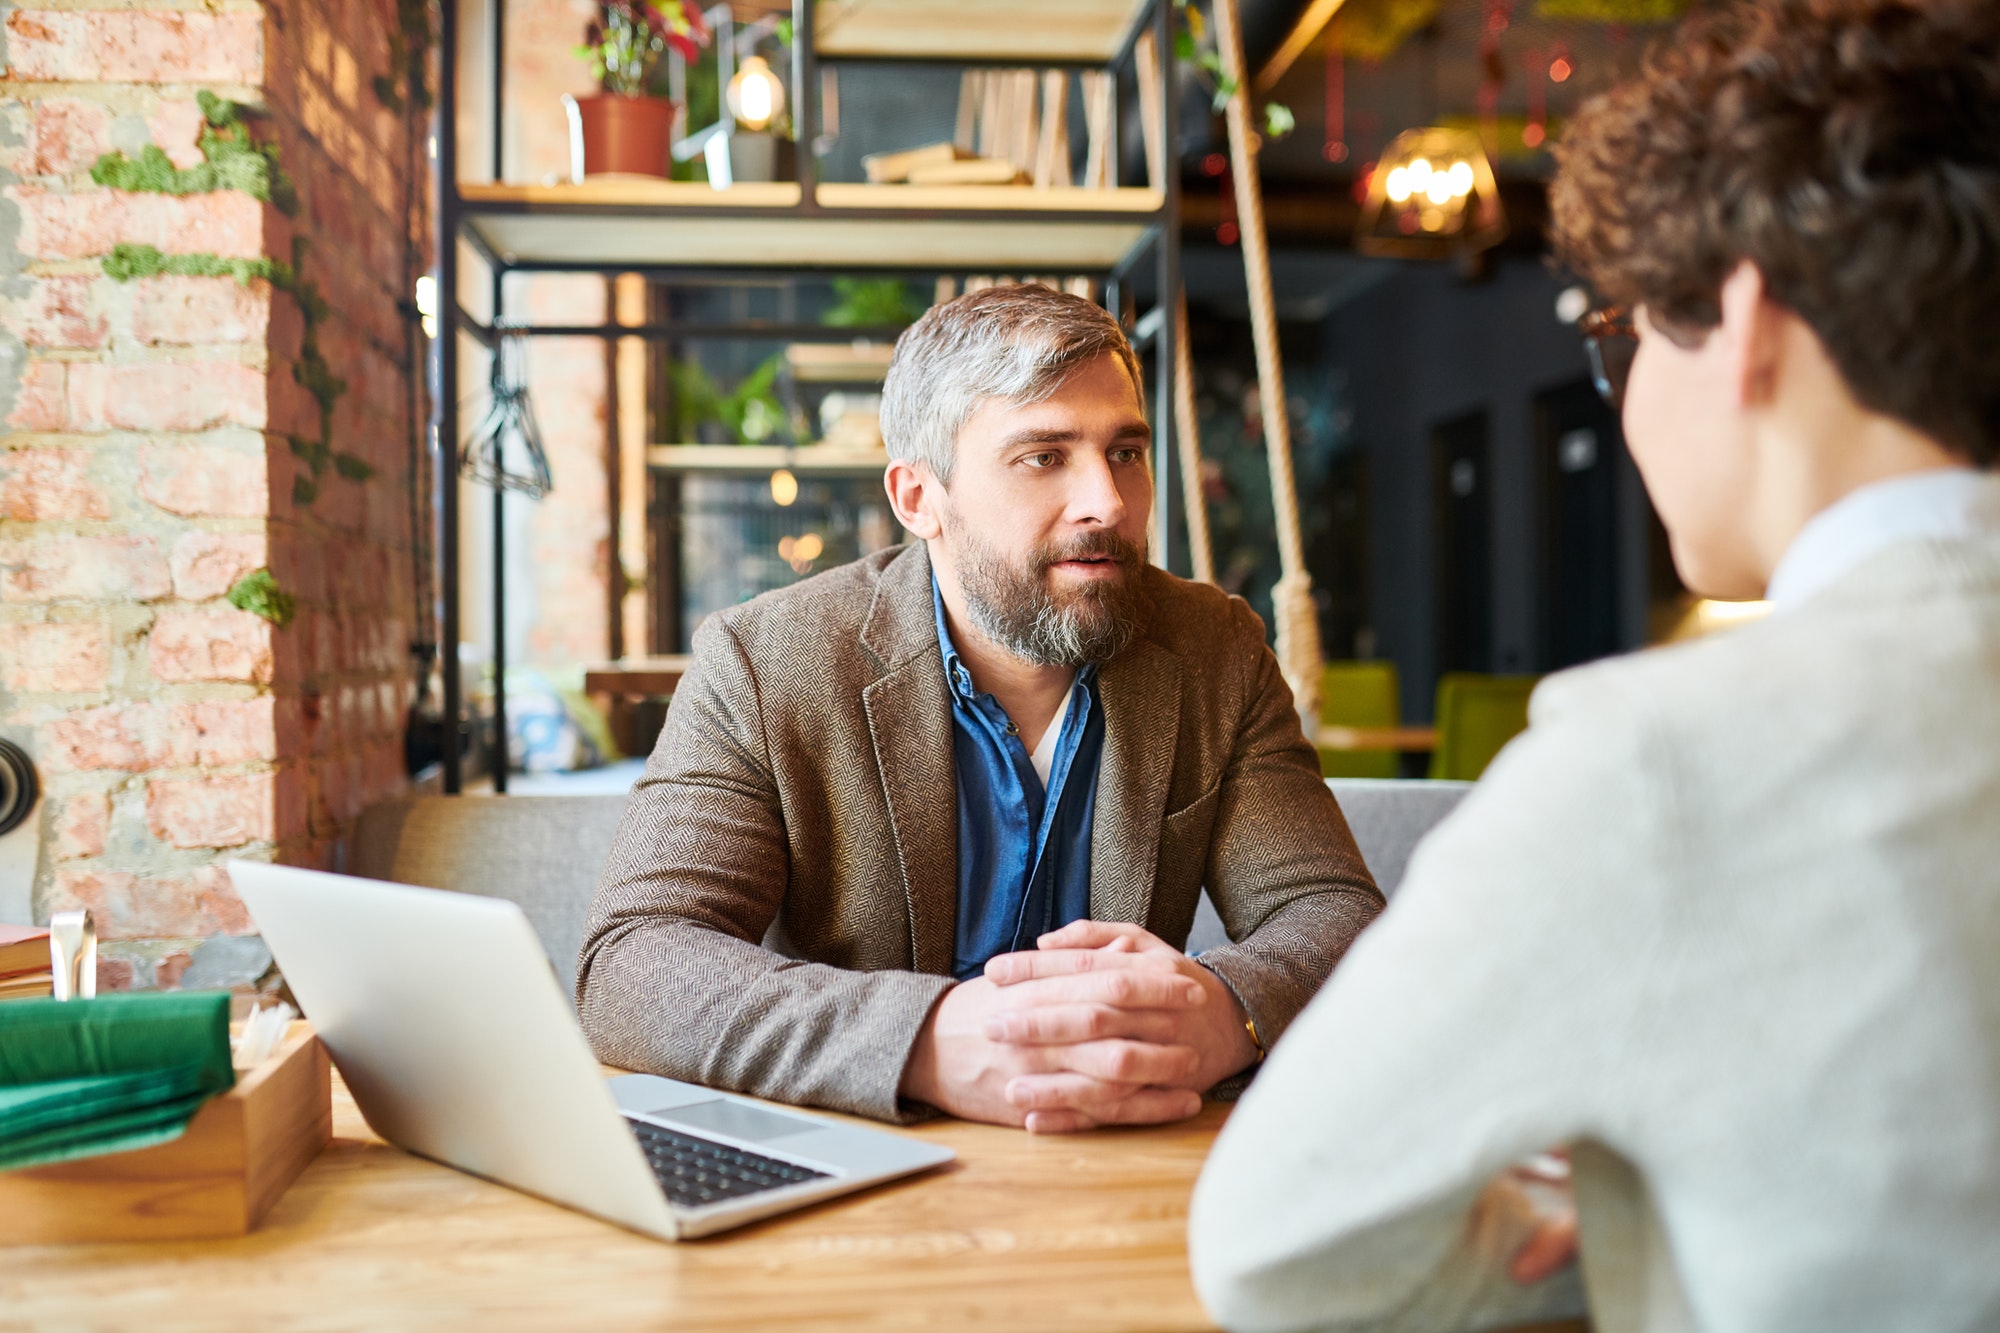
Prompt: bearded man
<box><xmin>576</xmin><ymin>285</ymin><xmax>1381</xmax><ymax>1131</ymax></box>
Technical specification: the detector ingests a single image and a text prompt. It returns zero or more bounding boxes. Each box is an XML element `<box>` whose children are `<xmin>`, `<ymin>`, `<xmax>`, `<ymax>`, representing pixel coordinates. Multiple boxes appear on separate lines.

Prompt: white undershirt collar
<box><xmin>1765</xmin><ymin>468</ymin><xmax>2000</xmax><ymax>613</ymax></box>
<box><xmin>1028</xmin><ymin>686</ymin><xmax>1074</xmax><ymax>788</ymax></box>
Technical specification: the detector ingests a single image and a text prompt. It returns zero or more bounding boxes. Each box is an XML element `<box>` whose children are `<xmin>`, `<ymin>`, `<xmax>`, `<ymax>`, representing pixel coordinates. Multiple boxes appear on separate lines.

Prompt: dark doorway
<box><xmin>1535</xmin><ymin>379</ymin><xmax>1624</xmax><ymax>670</ymax></box>
<box><xmin>1430</xmin><ymin>410</ymin><xmax>1493</xmax><ymax>675</ymax></box>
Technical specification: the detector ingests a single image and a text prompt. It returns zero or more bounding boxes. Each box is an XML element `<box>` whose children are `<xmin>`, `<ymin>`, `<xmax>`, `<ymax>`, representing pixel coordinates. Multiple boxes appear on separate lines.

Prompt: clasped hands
<box><xmin>900</xmin><ymin>920</ymin><xmax>1259</xmax><ymax>1134</ymax></box>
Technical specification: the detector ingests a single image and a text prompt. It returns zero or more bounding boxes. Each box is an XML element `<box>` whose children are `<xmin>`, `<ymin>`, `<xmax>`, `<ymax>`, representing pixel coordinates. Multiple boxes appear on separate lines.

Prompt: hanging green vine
<box><xmin>1174</xmin><ymin>0</ymin><xmax>1293</xmax><ymax>138</ymax></box>
<box><xmin>281</xmin><ymin>241</ymin><xmax>362</xmax><ymax>506</ymax></box>
<box><xmin>94</xmin><ymin>95</ymin><xmax>367</xmax><ymax>509</ymax></box>
<box><xmin>372</xmin><ymin>0</ymin><xmax>436</xmax><ymax>112</ymax></box>
<box><xmin>90</xmin><ymin>92</ymin><xmax>298</xmax><ymax>215</ymax></box>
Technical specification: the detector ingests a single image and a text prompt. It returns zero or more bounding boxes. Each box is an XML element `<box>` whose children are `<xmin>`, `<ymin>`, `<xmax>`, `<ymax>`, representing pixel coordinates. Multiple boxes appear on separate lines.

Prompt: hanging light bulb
<box><xmin>1356</xmin><ymin>128</ymin><xmax>1508</xmax><ymax>259</ymax></box>
<box><xmin>770</xmin><ymin>468</ymin><xmax>799</xmax><ymax>506</ymax></box>
<box><xmin>727</xmin><ymin>55</ymin><xmax>786</xmax><ymax>133</ymax></box>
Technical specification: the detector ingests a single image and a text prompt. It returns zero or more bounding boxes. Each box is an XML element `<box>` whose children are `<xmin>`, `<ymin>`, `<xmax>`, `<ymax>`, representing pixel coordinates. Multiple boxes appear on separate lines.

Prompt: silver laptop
<box><xmin>231</xmin><ymin>861</ymin><xmax>954</xmax><ymax>1240</ymax></box>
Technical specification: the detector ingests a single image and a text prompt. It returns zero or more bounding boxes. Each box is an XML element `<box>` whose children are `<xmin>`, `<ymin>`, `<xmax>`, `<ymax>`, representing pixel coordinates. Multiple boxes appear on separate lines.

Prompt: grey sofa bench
<box><xmin>349</xmin><ymin>779</ymin><xmax>1472</xmax><ymax>1000</ymax></box>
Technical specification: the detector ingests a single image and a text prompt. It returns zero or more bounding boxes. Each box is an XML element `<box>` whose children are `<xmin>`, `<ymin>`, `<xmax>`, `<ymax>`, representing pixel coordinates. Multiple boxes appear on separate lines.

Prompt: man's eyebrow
<box><xmin>998</xmin><ymin>421</ymin><xmax>1154</xmax><ymax>448</ymax></box>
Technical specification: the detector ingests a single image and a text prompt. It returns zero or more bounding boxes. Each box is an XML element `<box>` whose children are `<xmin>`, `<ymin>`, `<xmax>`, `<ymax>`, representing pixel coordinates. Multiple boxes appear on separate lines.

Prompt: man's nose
<box><xmin>1065</xmin><ymin>451</ymin><xmax>1128</xmax><ymax>527</ymax></box>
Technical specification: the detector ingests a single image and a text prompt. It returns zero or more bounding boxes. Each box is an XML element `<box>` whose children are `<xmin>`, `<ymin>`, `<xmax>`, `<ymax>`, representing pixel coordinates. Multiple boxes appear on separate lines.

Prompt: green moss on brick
<box><xmin>100</xmin><ymin>243</ymin><xmax>292</xmax><ymax>286</ymax></box>
<box><xmin>94</xmin><ymin>95</ymin><xmax>366</xmax><ymax>511</ymax></box>
<box><xmin>226</xmin><ymin>567</ymin><xmax>297</xmax><ymax>628</ymax></box>
<box><xmin>90</xmin><ymin>92</ymin><xmax>298</xmax><ymax>216</ymax></box>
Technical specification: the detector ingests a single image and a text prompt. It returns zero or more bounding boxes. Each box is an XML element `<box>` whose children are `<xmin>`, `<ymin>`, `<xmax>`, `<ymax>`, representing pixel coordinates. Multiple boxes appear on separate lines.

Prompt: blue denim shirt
<box><xmin>933</xmin><ymin>578</ymin><xmax>1104</xmax><ymax>980</ymax></box>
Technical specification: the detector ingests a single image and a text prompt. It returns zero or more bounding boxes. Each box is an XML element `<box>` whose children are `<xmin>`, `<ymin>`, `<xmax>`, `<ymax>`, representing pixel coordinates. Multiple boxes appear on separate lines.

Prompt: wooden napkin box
<box><xmin>0</xmin><ymin>1023</ymin><xmax>330</xmax><ymax>1244</ymax></box>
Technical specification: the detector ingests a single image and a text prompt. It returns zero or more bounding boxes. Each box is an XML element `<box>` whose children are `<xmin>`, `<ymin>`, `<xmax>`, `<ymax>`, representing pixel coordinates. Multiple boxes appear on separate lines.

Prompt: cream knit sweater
<box><xmin>1191</xmin><ymin>535</ymin><xmax>2000</xmax><ymax>1333</ymax></box>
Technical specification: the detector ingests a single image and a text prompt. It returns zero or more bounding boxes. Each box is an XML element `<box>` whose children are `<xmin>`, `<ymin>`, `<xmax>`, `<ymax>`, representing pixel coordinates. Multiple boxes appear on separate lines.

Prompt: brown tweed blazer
<box><xmin>576</xmin><ymin>542</ymin><xmax>1382</xmax><ymax>1121</ymax></box>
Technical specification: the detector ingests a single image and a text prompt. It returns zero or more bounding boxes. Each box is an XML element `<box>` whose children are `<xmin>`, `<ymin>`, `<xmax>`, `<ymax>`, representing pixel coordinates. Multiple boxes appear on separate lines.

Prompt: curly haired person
<box><xmin>1191</xmin><ymin>2</ymin><xmax>2000</xmax><ymax>1330</ymax></box>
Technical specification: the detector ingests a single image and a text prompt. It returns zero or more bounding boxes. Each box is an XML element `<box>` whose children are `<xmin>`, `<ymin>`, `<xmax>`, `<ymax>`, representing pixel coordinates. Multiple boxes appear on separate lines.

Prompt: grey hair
<box><xmin>879</xmin><ymin>284</ymin><xmax>1143</xmax><ymax>485</ymax></box>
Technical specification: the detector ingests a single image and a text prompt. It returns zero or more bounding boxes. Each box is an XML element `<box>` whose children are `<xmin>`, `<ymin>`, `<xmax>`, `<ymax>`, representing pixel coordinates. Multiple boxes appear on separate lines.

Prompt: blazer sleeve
<box><xmin>1192</xmin><ymin>597</ymin><xmax>1387</xmax><ymax>1052</ymax></box>
<box><xmin>574</xmin><ymin>613</ymin><xmax>953</xmax><ymax>1123</ymax></box>
<box><xmin>1189</xmin><ymin>670</ymin><xmax>1671</xmax><ymax>1333</ymax></box>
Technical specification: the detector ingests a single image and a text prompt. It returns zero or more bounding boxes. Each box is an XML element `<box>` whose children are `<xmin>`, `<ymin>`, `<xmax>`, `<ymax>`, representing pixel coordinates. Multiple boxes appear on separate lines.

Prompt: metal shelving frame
<box><xmin>432</xmin><ymin>0</ymin><xmax>1181</xmax><ymax>793</ymax></box>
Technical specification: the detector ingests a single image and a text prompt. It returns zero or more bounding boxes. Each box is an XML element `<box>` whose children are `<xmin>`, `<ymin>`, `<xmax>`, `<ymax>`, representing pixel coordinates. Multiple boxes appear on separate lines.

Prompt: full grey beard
<box><xmin>945</xmin><ymin>522</ymin><xmax>1147</xmax><ymax>668</ymax></box>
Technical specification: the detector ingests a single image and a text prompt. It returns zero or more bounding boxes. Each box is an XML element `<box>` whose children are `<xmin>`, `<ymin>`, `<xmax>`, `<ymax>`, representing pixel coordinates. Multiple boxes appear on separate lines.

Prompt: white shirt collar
<box><xmin>1766</xmin><ymin>468</ymin><xmax>2000</xmax><ymax>613</ymax></box>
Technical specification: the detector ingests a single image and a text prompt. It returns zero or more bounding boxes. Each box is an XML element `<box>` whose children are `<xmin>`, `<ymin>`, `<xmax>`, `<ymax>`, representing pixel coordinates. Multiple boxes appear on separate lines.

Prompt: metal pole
<box><xmin>490</xmin><ymin>0</ymin><xmax>505</xmax><ymax>182</ymax></box>
<box><xmin>487</xmin><ymin>0</ymin><xmax>508</xmax><ymax>792</ymax></box>
<box><xmin>435</xmin><ymin>0</ymin><xmax>463</xmax><ymax>793</ymax></box>
<box><xmin>491</xmin><ymin>454</ymin><xmax>509</xmax><ymax>793</ymax></box>
<box><xmin>793</xmin><ymin>0</ymin><xmax>816</xmax><ymax>206</ymax></box>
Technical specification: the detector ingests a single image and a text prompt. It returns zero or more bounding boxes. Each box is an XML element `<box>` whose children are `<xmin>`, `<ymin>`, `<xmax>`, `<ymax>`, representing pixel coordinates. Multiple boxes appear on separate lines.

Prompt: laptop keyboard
<box><xmin>627</xmin><ymin>1116</ymin><xmax>831</xmax><ymax>1209</ymax></box>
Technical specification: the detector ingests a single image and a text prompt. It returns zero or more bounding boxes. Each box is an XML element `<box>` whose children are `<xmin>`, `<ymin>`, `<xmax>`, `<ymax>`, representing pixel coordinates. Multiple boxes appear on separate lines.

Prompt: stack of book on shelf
<box><xmin>862</xmin><ymin>143</ymin><xmax>1027</xmax><ymax>187</ymax></box>
<box><xmin>0</xmin><ymin>924</ymin><xmax>53</xmax><ymax>1001</ymax></box>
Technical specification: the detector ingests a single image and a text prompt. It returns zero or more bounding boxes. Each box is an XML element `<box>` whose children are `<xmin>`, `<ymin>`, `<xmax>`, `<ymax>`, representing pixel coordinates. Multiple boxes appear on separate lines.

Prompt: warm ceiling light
<box><xmin>769</xmin><ymin>468</ymin><xmax>798</xmax><ymax>506</ymax></box>
<box><xmin>727</xmin><ymin>55</ymin><xmax>786</xmax><ymax>133</ymax></box>
<box><xmin>1356</xmin><ymin>128</ymin><xmax>1508</xmax><ymax>259</ymax></box>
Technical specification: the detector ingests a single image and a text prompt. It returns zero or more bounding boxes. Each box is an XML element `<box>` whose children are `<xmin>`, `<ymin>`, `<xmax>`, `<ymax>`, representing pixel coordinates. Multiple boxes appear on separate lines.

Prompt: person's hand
<box><xmin>1491</xmin><ymin>1152</ymin><xmax>1578</xmax><ymax>1284</ymax></box>
<box><xmin>982</xmin><ymin>921</ymin><xmax>1261</xmax><ymax>1132</ymax></box>
<box><xmin>899</xmin><ymin>967</ymin><xmax>1209</xmax><ymax>1131</ymax></box>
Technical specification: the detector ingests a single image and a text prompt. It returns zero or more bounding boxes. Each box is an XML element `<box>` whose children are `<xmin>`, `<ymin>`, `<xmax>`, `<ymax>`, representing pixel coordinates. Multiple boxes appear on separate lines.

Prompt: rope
<box><xmin>1212</xmin><ymin>0</ymin><xmax>1323</xmax><ymax>723</ymax></box>
<box><xmin>1173</xmin><ymin>295</ymin><xmax>1216</xmax><ymax>584</ymax></box>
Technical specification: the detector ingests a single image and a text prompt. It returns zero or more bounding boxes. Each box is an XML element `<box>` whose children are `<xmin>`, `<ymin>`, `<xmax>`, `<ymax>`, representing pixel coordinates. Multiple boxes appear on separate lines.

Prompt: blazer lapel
<box><xmin>859</xmin><ymin>545</ymin><xmax>958</xmax><ymax>976</ymax></box>
<box><xmin>1090</xmin><ymin>637</ymin><xmax>1182</xmax><ymax>928</ymax></box>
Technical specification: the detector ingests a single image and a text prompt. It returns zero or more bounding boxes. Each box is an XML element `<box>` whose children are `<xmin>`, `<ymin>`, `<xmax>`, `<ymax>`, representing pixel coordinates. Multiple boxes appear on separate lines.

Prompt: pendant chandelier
<box><xmin>1355</xmin><ymin>126</ymin><xmax>1508</xmax><ymax>259</ymax></box>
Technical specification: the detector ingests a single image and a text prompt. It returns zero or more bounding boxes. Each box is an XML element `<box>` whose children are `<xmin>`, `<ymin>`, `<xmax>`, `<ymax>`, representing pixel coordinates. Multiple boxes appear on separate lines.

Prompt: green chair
<box><xmin>1316</xmin><ymin>660</ymin><xmax>1402</xmax><ymax>780</ymax></box>
<box><xmin>1428</xmin><ymin>673</ymin><xmax>1541</xmax><ymax>781</ymax></box>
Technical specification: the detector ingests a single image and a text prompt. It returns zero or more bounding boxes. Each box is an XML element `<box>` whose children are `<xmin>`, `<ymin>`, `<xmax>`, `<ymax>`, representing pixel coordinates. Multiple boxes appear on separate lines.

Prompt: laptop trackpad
<box><xmin>645</xmin><ymin>1098</ymin><xmax>820</xmax><ymax>1143</ymax></box>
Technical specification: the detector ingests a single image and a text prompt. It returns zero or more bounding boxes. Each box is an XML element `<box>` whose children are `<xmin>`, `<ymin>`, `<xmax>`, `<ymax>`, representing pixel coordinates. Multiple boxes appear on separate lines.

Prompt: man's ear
<box><xmin>884</xmin><ymin>458</ymin><xmax>944</xmax><ymax>540</ymax></box>
<box><xmin>1717</xmin><ymin>260</ymin><xmax>1784</xmax><ymax>410</ymax></box>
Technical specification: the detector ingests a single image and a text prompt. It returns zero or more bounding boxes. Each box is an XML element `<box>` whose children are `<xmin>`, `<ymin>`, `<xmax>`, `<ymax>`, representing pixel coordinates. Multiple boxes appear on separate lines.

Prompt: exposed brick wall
<box><xmin>1</xmin><ymin>0</ymin><xmax>423</xmax><ymax>984</ymax></box>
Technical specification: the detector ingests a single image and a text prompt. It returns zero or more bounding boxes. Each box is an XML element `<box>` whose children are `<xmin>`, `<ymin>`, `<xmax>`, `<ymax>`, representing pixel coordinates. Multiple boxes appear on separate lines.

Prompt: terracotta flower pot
<box><xmin>563</xmin><ymin>93</ymin><xmax>676</xmax><ymax>180</ymax></box>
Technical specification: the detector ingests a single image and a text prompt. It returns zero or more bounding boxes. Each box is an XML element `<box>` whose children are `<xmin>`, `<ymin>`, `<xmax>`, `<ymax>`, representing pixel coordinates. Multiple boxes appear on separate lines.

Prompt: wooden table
<box><xmin>1316</xmin><ymin>724</ymin><xmax>1441</xmax><ymax>753</ymax></box>
<box><xmin>0</xmin><ymin>1072</ymin><xmax>1226</xmax><ymax>1331</ymax></box>
<box><xmin>585</xmin><ymin>655</ymin><xmax>694</xmax><ymax>698</ymax></box>
<box><xmin>1</xmin><ymin>1072</ymin><xmax>1593</xmax><ymax>1331</ymax></box>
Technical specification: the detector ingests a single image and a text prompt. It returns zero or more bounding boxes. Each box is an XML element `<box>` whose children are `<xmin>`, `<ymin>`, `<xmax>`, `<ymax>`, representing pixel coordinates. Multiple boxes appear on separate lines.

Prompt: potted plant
<box><xmin>566</xmin><ymin>0</ymin><xmax>710</xmax><ymax>179</ymax></box>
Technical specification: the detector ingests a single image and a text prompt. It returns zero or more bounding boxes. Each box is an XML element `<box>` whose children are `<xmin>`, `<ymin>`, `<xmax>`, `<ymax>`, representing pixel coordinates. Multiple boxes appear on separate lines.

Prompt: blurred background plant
<box><xmin>577</xmin><ymin>0</ymin><xmax>710</xmax><ymax>97</ymax></box>
<box><xmin>667</xmin><ymin>354</ymin><xmax>789</xmax><ymax>444</ymax></box>
<box><xmin>821</xmin><ymin>278</ymin><xmax>922</xmax><ymax>329</ymax></box>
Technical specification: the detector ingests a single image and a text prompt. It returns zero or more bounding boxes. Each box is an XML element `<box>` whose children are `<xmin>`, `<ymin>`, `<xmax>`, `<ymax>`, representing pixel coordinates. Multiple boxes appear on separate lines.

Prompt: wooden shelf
<box><xmin>455</xmin><ymin>182</ymin><xmax>1162</xmax><ymax>272</ymax></box>
<box><xmin>458</xmin><ymin>181</ymin><xmax>803</xmax><ymax>209</ymax></box>
<box><xmin>646</xmin><ymin>445</ymin><xmax>890</xmax><ymax>474</ymax></box>
<box><xmin>816</xmin><ymin>0</ymin><xmax>1152</xmax><ymax>63</ymax></box>
<box><xmin>785</xmin><ymin>342</ymin><xmax>894</xmax><ymax>383</ymax></box>
<box><xmin>818</xmin><ymin>184</ymin><xmax>1163</xmax><ymax>213</ymax></box>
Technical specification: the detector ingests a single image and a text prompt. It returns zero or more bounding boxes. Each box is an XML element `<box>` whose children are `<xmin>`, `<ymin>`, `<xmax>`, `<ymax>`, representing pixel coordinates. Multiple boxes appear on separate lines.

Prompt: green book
<box><xmin>0</xmin><ymin>991</ymin><xmax>236</xmax><ymax>1171</ymax></box>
